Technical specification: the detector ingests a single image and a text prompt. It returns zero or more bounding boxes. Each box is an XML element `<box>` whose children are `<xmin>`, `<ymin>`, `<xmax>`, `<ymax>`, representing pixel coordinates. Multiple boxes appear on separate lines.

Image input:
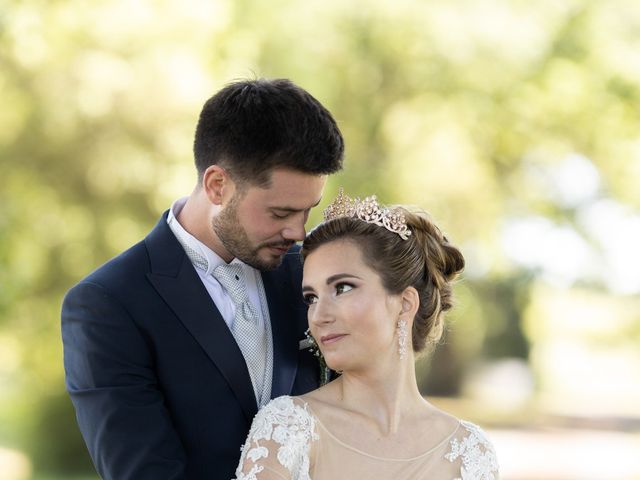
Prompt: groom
<box><xmin>62</xmin><ymin>78</ymin><xmax>344</xmax><ymax>480</ymax></box>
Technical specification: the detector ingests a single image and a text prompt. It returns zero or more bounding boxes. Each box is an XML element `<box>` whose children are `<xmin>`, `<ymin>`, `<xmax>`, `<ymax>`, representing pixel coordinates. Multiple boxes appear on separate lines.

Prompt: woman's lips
<box><xmin>320</xmin><ymin>334</ymin><xmax>346</xmax><ymax>345</ymax></box>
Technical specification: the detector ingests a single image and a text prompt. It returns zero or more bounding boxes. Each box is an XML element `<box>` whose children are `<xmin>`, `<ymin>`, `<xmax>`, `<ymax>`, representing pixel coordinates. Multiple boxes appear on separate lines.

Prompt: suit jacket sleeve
<box><xmin>62</xmin><ymin>280</ymin><xmax>187</xmax><ymax>480</ymax></box>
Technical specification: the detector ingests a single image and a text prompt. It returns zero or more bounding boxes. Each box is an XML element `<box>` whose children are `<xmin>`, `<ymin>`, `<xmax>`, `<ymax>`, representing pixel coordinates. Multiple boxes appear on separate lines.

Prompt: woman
<box><xmin>234</xmin><ymin>189</ymin><xmax>499</xmax><ymax>480</ymax></box>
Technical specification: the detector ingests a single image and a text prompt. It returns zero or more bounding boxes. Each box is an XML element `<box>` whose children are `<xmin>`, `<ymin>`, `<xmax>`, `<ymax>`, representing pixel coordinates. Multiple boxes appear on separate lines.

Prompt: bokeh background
<box><xmin>1</xmin><ymin>0</ymin><xmax>639</xmax><ymax>478</ymax></box>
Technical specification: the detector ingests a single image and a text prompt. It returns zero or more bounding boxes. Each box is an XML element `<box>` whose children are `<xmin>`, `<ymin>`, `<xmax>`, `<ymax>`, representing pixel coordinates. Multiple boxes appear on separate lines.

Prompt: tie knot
<box><xmin>213</xmin><ymin>263</ymin><xmax>249</xmax><ymax>305</ymax></box>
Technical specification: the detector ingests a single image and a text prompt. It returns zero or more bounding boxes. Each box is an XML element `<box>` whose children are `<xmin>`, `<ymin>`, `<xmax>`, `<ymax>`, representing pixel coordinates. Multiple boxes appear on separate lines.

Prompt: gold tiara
<box><xmin>323</xmin><ymin>188</ymin><xmax>412</xmax><ymax>240</ymax></box>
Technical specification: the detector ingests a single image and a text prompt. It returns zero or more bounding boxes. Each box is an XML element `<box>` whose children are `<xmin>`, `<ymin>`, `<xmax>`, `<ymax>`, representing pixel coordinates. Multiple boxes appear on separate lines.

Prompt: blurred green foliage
<box><xmin>1</xmin><ymin>0</ymin><xmax>639</xmax><ymax>477</ymax></box>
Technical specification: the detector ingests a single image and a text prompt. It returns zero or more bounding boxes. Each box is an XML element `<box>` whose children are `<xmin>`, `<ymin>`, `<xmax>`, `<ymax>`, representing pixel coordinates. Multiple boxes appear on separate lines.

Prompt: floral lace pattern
<box><xmin>235</xmin><ymin>396</ymin><xmax>318</xmax><ymax>480</ymax></box>
<box><xmin>445</xmin><ymin>420</ymin><xmax>499</xmax><ymax>480</ymax></box>
<box><xmin>235</xmin><ymin>397</ymin><xmax>499</xmax><ymax>480</ymax></box>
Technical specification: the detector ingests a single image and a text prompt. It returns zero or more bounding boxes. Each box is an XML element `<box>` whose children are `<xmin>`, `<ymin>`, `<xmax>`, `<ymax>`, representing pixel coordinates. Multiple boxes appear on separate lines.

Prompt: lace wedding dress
<box><xmin>234</xmin><ymin>396</ymin><xmax>499</xmax><ymax>480</ymax></box>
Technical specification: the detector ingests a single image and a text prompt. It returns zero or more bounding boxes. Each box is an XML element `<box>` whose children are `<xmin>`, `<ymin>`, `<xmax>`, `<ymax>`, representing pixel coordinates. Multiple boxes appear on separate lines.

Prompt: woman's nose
<box><xmin>308</xmin><ymin>297</ymin><xmax>334</xmax><ymax>326</ymax></box>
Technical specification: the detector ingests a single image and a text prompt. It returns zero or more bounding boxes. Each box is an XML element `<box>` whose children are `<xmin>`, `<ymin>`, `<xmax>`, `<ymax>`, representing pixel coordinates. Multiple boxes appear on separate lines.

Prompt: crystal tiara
<box><xmin>322</xmin><ymin>188</ymin><xmax>412</xmax><ymax>240</ymax></box>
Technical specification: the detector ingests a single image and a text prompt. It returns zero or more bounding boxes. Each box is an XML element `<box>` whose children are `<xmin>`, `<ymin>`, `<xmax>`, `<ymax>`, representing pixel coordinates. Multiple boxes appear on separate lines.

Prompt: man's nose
<box><xmin>281</xmin><ymin>215</ymin><xmax>306</xmax><ymax>242</ymax></box>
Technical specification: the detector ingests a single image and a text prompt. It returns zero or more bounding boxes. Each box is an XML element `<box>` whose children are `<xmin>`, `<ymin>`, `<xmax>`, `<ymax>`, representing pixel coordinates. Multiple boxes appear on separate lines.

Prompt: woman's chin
<box><xmin>324</xmin><ymin>355</ymin><xmax>353</xmax><ymax>374</ymax></box>
<box><xmin>323</xmin><ymin>356</ymin><xmax>344</xmax><ymax>373</ymax></box>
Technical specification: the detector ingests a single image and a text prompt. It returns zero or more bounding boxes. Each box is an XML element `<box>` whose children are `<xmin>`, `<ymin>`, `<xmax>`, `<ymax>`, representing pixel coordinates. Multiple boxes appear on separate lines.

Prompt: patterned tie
<box><xmin>213</xmin><ymin>263</ymin><xmax>267</xmax><ymax>405</ymax></box>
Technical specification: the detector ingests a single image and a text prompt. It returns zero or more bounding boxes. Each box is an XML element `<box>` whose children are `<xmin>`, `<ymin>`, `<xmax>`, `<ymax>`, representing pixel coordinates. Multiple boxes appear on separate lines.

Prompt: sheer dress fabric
<box><xmin>234</xmin><ymin>396</ymin><xmax>499</xmax><ymax>480</ymax></box>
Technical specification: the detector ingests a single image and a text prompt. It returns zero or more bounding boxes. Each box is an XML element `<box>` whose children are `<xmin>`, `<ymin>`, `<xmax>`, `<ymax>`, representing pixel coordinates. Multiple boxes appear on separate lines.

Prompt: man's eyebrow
<box><xmin>302</xmin><ymin>273</ymin><xmax>362</xmax><ymax>292</ymax></box>
<box><xmin>270</xmin><ymin>198</ymin><xmax>322</xmax><ymax>213</ymax></box>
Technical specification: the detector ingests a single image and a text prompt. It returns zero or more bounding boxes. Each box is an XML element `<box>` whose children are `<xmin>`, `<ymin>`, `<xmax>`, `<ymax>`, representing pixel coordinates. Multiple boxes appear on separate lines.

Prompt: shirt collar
<box><xmin>167</xmin><ymin>197</ymin><xmax>246</xmax><ymax>276</ymax></box>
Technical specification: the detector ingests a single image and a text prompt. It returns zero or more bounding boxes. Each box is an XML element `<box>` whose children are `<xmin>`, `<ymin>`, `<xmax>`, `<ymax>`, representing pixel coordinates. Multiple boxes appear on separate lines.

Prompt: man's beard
<box><xmin>212</xmin><ymin>196</ymin><xmax>293</xmax><ymax>271</ymax></box>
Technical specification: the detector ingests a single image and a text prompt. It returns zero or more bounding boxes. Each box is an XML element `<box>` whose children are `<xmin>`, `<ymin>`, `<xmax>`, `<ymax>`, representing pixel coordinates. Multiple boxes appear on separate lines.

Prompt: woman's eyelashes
<box><xmin>302</xmin><ymin>293</ymin><xmax>317</xmax><ymax>305</ymax></box>
<box><xmin>302</xmin><ymin>282</ymin><xmax>355</xmax><ymax>305</ymax></box>
<box><xmin>335</xmin><ymin>282</ymin><xmax>354</xmax><ymax>295</ymax></box>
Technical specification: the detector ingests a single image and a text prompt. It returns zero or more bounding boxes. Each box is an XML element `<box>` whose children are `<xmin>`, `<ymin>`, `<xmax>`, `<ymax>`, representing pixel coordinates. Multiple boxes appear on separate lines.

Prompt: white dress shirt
<box><xmin>166</xmin><ymin>197</ymin><xmax>266</xmax><ymax>332</ymax></box>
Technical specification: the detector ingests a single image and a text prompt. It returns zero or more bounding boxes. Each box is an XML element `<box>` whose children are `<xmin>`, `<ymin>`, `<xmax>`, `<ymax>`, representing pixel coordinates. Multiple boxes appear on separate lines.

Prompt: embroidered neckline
<box><xmin>308</xmin><ymin>403</ymin><xmax>462</xmax><ymax>462</ymax></box>
<box><xmin>235</xmin><ymin>396</ymin><xmax>499</xmax><ymax>480</ymax></box>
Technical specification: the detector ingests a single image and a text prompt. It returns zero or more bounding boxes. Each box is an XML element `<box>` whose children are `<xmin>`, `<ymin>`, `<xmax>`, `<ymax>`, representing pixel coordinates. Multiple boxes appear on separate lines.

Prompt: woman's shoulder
<box><xmin>412</xmin><ymin>403</ymin><xmax>499</xmax><ymax>477</ymax></box>
<box><xmin>251</xmin><ymin>396</ymin><xmax>317</xmax><ymax>437</ymax></box>
<box><xmin>260</xmin><ymin>395</ymin><xmax>313</xmax><ymax>413</ymax></box>
<box><xmin>444</xmin><ymin>418</ymin><xmax>499</xmax><ymax>478</ymax></box>
<box><xmin>237</xmin><ymin>396</ymin><xmax>318</xmax><ymax>480</ymax></box>
<box><xmin>446</xmin><ymin>418</ymin><xmax>496</xmax><ymax>454</ymax></box>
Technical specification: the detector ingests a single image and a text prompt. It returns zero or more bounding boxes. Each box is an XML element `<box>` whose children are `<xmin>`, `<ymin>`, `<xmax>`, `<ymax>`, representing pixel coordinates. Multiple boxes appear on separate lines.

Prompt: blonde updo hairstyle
<box><xmin>301</xmin><ymin>208</ymin><xmax>465</xmax><ymax>353</ymax></box>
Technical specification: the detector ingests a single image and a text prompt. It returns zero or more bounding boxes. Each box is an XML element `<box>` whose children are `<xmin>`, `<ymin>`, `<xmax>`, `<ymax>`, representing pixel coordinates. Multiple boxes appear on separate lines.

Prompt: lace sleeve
<box><xmin>445</xmin><ymin>421</ymin><xmax>499</xmax><ymax>480</ymax></box>
<box><xmin>234</xmin><ymin>396</ymin><xmax>318</xmax><ymax>480</ymax></box>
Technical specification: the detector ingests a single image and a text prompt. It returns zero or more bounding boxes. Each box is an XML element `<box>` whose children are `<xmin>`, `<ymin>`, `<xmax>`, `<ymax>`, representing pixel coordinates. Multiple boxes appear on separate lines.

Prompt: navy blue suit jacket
<box><xmin>62</xmin><ymin>213</ymin><xmax>319</xmax><ymax>479</ymax></box>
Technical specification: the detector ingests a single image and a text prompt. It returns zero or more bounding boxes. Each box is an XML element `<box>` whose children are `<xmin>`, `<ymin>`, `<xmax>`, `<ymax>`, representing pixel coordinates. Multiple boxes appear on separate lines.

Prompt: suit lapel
<box><xmin>263</xmin><ymin>257</ymin><xmax>302</xmax><ymax>399</ymax></box>
<box><xmin>144</xmin><ymin>214</ymin><xmax>258</xmax><ymax>421</ymax></box>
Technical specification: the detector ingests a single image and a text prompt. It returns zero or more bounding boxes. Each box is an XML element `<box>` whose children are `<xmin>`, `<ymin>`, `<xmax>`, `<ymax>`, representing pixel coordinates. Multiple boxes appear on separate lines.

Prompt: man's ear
<box><xmin>202</xmin><ymin>165</ymin><xmax>233</xmax><ymax>205</ymax></box>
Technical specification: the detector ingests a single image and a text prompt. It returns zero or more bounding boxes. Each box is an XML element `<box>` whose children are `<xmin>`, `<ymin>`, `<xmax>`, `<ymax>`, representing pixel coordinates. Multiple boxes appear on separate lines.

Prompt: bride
<box><xmin>234</xmin><ymin>189</ymin><xmax>499</xmax><ymax>480</ymax></box>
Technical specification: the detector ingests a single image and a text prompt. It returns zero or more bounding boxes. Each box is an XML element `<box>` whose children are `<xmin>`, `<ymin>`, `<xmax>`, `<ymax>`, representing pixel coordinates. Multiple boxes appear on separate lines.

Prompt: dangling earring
<box><xmin>397</xmin><ymin>319</ymin><xmax>408</xmax><ymax>360</ymax></box>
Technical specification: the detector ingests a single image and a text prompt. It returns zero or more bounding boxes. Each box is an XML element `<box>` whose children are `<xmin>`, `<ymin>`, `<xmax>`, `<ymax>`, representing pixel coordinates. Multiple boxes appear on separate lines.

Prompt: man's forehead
<box><xmin>268</xmin><ymin>197</ymin><xmax>323</xmax><ymax>212</ymax></box>
<box><xmin>247</xmin><ymin>170</ymin><xmax>326</xmax><ymax>208</ymax></box>
<box><xmin>261</xmin><ymin>190</ymin><xmax>323</xmax><ymax>210</ymax></box>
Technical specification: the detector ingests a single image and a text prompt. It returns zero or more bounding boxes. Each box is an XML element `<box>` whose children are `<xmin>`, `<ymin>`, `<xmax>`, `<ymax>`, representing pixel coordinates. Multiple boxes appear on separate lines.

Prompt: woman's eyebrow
<box><xmin>302</xmin><ymin>273</ymin><xmax>362</xmax><ymax>293</ymax></box>
<box><xmin>325</xmin><ymin>273</ymin><xmax>361</xmax><ymax>284</ymax></box>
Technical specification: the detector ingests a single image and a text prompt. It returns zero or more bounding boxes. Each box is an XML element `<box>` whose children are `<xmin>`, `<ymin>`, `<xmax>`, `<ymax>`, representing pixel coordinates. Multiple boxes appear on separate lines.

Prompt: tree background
<box><xmin>1</xmin><ymin>0</ymin><xmax>639</xmax><ymax>478</ymax></box>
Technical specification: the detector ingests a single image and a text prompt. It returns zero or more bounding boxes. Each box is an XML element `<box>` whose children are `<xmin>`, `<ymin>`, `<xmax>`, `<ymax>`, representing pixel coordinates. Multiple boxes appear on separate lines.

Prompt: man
<box><xmin>62</xmin><ymin>78</ymin><xmax>344</xmax><ymax>480</ymax></box>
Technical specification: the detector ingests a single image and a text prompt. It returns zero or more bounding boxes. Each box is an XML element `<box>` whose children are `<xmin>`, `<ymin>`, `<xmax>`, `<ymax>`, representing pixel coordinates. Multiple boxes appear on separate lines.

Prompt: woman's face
<box><xmin>302</xmin><ymin>239</ymin><xmax>402</xmax><ymax>372</ymax></box>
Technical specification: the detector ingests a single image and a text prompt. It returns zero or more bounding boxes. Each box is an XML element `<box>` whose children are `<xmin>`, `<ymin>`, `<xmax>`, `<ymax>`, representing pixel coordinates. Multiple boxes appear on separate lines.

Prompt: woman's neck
<box><xmin>332</xmin><ymin>356</ymin><xmax>427</xmax><ymax>436</ymax></box>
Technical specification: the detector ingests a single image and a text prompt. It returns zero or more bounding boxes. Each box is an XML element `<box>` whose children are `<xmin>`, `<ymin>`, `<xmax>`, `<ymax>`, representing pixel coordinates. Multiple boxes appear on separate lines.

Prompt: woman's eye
<box><xmin>335</xmin><ymin>283</ymin><xmax>353</xmax><ymax>295</ymax></box>
<box><xmin>303</xmin><ymin>294</ymin><xmax>317</xmax><ymax>305</ymax></box>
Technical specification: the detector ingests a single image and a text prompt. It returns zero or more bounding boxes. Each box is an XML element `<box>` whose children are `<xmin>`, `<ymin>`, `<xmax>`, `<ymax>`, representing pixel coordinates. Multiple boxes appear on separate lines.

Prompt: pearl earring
<box><xmin>397</xmin><ymin>319</ymin><xmax>408</xmax><ymax>360</ymax></box>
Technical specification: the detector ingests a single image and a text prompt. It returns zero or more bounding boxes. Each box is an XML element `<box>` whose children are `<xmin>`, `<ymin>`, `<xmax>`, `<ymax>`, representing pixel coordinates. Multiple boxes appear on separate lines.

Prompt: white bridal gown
<box><xmin>234</xmin><ymin>396</ymin><xmax>499</xmax><ymax>480</ymax></box>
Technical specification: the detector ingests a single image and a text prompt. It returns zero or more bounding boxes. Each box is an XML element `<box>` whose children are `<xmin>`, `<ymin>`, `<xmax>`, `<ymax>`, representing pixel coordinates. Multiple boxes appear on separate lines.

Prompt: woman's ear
<box><xmin>399</xmin><ymin>286</ymin><xmax>419</xmax><ymax>322</ymax></box>
<box><xmin>202</xmin><ymin>165</ymin><xmax>234</xmax><ymax>205</ymax></box>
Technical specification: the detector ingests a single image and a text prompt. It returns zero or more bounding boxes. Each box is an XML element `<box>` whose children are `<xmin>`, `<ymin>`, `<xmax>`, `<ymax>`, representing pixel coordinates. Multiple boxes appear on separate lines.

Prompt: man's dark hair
<box><xmin>193</xmin><ymin>78</ymin><xmax>344</xmax><ymax>186</ymax></box>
